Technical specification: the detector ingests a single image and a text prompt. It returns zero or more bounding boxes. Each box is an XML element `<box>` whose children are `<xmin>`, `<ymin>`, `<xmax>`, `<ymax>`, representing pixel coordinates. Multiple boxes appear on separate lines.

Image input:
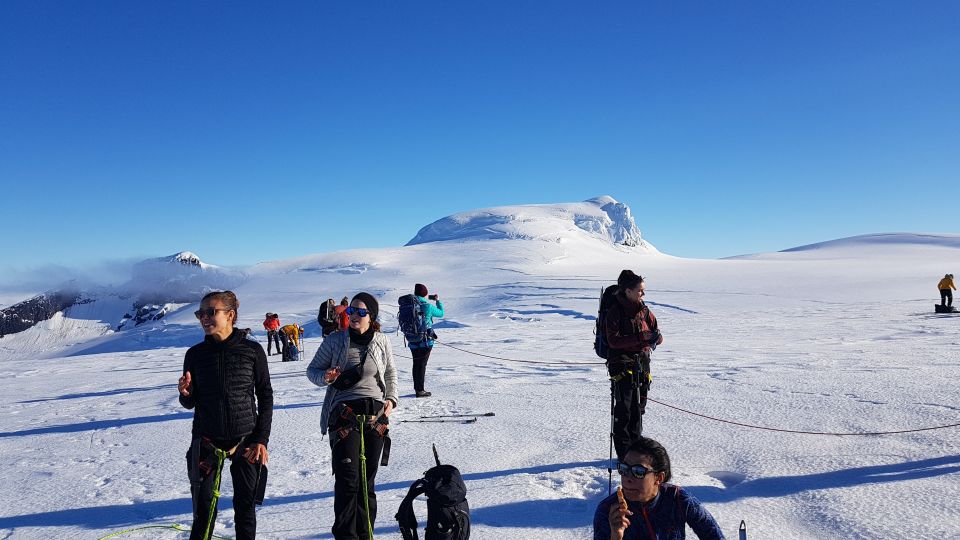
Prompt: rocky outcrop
<box><xmin>0</xmin><ymin>291</ymin><xmax>82</xmax><ymax>338</ymax></box>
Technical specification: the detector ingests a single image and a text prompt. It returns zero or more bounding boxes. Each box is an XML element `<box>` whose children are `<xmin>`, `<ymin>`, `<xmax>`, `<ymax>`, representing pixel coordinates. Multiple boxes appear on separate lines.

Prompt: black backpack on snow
<box><xmin>593</xmin><ymin>284</ymin><xmax>620</xmax><ymax>359</ymax></box>
<box><xmin>396</xmin><ymin>448</ymin><xmax>470</xmax><ymax>540</ymax></box>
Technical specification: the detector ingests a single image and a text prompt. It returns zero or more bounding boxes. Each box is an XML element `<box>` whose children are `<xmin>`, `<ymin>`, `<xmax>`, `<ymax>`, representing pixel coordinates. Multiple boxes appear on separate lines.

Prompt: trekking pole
<box><xmin>739</xmin><ymin>520</ymin><xmax>747</xmax><ymax>540</ymax></box>
<box><xmin>432</xmin><ymin>443</ymin><xmax>441</xmax><ymax>466</ymax></box>
<box><xmin>608</xmin><ymin>378</ymin><xmax>615</xmax><ymax>495</ymax></box>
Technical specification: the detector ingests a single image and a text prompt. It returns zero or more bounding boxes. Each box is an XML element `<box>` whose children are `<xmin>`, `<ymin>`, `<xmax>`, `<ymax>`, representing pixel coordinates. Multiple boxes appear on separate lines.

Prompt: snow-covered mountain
<box><xmin>406</xmin><ymin>196</ymin><xmax>655</xmax><ymax>250</ymax></box>
<box><xmin>0</xmin><ymin>251</ymin><xmax>241</xmax><ymax>339</ymax></box>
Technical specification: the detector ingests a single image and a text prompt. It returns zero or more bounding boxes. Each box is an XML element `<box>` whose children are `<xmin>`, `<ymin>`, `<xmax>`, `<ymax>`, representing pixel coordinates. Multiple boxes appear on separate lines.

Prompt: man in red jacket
<box><xmin>262</xmin><ymin>313</ymin><xmax>282</xmax><ymax>356</ymax></box>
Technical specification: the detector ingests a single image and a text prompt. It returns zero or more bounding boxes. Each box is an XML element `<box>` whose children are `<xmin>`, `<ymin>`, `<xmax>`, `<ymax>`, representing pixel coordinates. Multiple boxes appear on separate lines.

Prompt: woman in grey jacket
<box><xmin>307</xmin><ymin>292</ymin><xmax>398</xmax><ymax>540</ymax></box>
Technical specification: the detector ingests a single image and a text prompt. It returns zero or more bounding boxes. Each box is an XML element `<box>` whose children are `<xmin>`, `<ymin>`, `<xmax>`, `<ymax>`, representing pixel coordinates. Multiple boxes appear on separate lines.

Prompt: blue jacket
<box><xmin>593</xmin><ymin>484</ymin><xmax>725</xmax><ymax>540</ymax></box>
<box><xmin>408</xmin><ymin>296</ymin><xmax>444</xmax><ymax>349</ymax></box>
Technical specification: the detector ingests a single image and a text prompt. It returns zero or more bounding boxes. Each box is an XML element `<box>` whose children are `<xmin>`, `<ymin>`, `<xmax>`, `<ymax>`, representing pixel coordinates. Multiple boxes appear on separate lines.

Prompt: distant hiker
<box><xmin>319</xmin><ymin>299</ymin><xmax>337</xmax><ymax>337</ymax></box>
<box><xmin>263</xmin><ymin>313</ymin><xmax>282</xmax><ymax>356</ymax></box>
<box><xmin>239</xmin><ymin>328</ymin><xmax>254</xmax><ymax>340</ymax></box>
<box><xmin>403</xmin><ymin>283</ymin><xmax>444</xmax><ymax>398</ymax></box>
<box><xmin>938</xmin><ymin>274</ymin><xmax>956</xmax><ymax>307</ymax></box>
<box><xmin>336</xmin><ymin>296</ymin><xmax>351</xmax><ymax>331</ymax></box>
<box><xmin>594</xmin><ymin>437</ymin><xmax>725</xmax><ymax>540</ymax></box>
<box><xmin>178</xmin><ymin>291</ymin><xmax>273</xmax><ymax>540</ymax></box>
<box><xmin>281</xmin><ymin>324</ymin><xmax>305</xmax><ymax>362</ymax></box>
<box><xmin>604</xmin><ymin>270</ymin><xmax>662</xmax><ymax>460</ymax></box>
<box><xmin>281</xmin><ymin>324</ymin><xmax>304</xmax><ymax>349</ymax></box>
<box><xmin>306</xmin><ymin>292</ymin><xmax>398</xmax><ymax>540</ymax></box>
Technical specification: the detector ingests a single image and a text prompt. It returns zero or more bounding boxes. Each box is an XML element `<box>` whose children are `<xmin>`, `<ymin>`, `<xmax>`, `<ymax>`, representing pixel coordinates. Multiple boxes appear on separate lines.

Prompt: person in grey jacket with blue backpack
<box><xmin>409</xmin><ymin>283</ymin><xmax>444</xmax><ymax>397</ymax></box>
<box><xmin>307</xmin><ymin>292</ymin><xmax>398</xmax><ymax>540</ymax></box>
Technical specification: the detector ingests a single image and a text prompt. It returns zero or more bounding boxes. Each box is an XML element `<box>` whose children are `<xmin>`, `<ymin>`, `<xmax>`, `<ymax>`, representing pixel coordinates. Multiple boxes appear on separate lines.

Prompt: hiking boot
<box><xmin>416</xmin><ymin>390</ymin><xmax>432</xmax><ymax>398</ymax></box>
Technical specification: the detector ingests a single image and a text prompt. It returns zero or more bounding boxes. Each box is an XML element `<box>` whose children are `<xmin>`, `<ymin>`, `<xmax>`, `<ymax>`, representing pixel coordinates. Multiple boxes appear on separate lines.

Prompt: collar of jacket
<box><xmin>615</xmin><ymin>290</ymin><xmax>643</xmax><ymax>315</ymax></box>
<box><xmin>203</xmin><ymin>327</ymin><xmax>243</xmax><ymax>349</ymax></box>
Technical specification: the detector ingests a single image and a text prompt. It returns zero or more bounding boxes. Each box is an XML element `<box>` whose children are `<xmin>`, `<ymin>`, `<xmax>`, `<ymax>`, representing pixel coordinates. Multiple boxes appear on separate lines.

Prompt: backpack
<box><xmin>318</xmin><ymin>299</ymin><xmax>337</xmax><ymax>326</ymax></box>
<box><xmin>398</xmin><ymin>294</ymin><xmax>431</xmax><ymax>344</ymax></box>
<box><xmin>396</xmin><ymin>450</ymin><xmax>470</xmax><ymax>540</ymax></box>
<box><xmin>593</xmin><ymin>284</ymin><xmax>620</xmax><ymax>359</ymax></box>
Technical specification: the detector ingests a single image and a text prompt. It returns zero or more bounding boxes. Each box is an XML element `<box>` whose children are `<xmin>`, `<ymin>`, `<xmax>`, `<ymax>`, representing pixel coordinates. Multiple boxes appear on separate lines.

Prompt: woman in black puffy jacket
<box><xmin>178</xmin><ymin>290</ymin><xmax>273</xmax><ymax>540</ymax></box>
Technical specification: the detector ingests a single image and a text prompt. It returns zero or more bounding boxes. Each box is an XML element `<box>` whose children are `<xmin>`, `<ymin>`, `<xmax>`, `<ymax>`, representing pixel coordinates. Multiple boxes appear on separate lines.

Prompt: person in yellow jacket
<box><xmin>281</xmin><ymin>324</ymin><xmax>304</xmax><ymax>349</ymax></box>
<box><xmin>938</xmin><ymin>274</ymin><xmax>956</xmax><ymax>307</ymax></box>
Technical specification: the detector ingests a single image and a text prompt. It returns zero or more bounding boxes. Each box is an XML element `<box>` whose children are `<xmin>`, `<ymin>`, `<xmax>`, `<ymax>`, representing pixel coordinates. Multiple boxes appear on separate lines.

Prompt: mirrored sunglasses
<box><xmin>617</xmin><ymin>461</ymin><xmax>657</xmax><ymax>479</ymax></box>
<box><xmin>345</xmin><ymin>306</ymin><xmax>370</xmax><ymax>317</ymax></box>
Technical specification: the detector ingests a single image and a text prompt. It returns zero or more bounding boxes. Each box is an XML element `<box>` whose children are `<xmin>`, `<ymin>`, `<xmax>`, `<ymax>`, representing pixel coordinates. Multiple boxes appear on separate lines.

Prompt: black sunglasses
<box><xmin>345</xmin><ymin>306</ymin><xmax>370</xmax><ymax>317</ymax></box>
<box><xmin>194</xmin><ymin>307</ymin><xmax>232</xmax><ymax>319</ymax></box>
<box><xmin>617</xmin><ymin>461</ymin><xmax>658</xmax><ymax>479</ymax></box>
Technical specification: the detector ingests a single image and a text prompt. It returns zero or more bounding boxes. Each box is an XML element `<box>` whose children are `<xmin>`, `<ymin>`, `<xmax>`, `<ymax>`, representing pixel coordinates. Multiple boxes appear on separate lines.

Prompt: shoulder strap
<box><xmin>396</xmin><ymin>479</ymin><xmax>428</xmax><ymax>540</ymax></box>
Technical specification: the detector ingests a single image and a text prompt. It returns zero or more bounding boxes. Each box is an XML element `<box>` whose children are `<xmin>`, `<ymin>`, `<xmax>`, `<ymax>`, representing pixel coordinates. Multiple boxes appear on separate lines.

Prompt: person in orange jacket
<box><xmin>938</xmin><ymin>274</ymin><xmax>956</xmax><ymax>307</ymax></box>
<box><xmin>263</xmin><ymin>313</ymin><xmax>282</xmax><ymax>356</ymax></box>
<box><xmin>334</xmin><ymin>297</ymin><xmax>350</xmax><ymax>331</ymax></box>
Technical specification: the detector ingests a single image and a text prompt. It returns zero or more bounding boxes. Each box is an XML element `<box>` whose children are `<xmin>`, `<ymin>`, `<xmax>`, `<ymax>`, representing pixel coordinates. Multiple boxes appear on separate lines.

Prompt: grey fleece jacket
<box><xmin>306</xmin><ymin>329</ymin><xmax>399</xmax><ymax>435</ymax></box>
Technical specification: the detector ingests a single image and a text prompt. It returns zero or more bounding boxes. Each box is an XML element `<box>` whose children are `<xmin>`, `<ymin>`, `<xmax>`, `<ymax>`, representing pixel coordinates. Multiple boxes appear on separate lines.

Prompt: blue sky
<box><xmin>2</xmin><ymin>1</ymin><xmax>958</xmax><ymax>281</ymax></box>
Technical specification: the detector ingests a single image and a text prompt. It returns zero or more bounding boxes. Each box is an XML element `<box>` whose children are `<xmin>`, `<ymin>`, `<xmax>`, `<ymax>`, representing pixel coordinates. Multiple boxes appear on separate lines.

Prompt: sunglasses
<box><xmin>194</xmin><ymin>307</ymin><xmax>232</xmax><ymax>319</ymax></box>
<box><xmin>345</xmin><ymin>306</ymin><xmax>370</xmax><ymax>317</ymax></box>
<box><xmin>617</xmin><ymin>461</ymin><xmax>658</xmax><ymax>479</ymax></box>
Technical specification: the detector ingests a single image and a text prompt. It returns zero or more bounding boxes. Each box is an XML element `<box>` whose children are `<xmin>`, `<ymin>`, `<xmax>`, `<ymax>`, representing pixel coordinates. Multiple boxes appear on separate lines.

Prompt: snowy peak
<box><xmin>151</xmin><ymin>251</ymin><xmax>210</xmax><ymax>269</ymax></box>
<box><xmin>406</xmin><ymin>196</ymin><xmax>654</xmax><ymax>250</ymax></box>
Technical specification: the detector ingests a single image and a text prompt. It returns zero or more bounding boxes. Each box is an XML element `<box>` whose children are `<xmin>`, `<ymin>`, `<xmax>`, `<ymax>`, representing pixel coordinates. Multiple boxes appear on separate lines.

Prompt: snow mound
<box><xmin>781</xmin><ymin>233</ymin><xmax>960</xmax><ymax>252</ymax></box>
<box><xmin>406</xmin><ymin>196</ymin><xmax>656</xmax><ymax>250</ymax></box>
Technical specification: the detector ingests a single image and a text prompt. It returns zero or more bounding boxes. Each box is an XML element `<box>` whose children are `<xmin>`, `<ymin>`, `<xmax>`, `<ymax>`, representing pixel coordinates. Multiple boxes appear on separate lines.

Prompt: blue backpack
<box><xmin>398</xmin><ymin>294</ymin><xmax>431</xmax><ymax>344</ymax></box>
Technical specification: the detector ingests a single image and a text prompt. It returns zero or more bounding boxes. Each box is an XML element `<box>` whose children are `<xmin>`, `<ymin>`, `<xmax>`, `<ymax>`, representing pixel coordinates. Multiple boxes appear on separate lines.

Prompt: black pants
<box><xmin>941</xmin><ymin>289</ymin><xmax>953</xmax><ymax>307</ymax></box>
<box><xmin>267</xmin><ymin>330</ymin><xmax>281</xmax><ymax>355</ymax></box>
<box><xmin>608</xmin><ymin>354</ymin><xmax>649</xmax><ymax>460</ymax></box>
<box><xmin>330</xmin><ymin>400</ymin><xmax>387</xmax><ymax>540</ymax></box>
<box><xmin>411</xmin><ymin>346</ymin><xmax>432</xmax><ymax>393</ymax></box>
<box><xmin>186</xmin><ymin>439</ymin><xmax>260</xmax><ymax>540</ymax></box>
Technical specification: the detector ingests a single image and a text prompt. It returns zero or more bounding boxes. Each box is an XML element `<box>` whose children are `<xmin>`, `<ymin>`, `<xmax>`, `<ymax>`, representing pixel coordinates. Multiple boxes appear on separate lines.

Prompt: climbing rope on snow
<box><xmin>436</xmin><ymin>341</ymin><xmax>604</xmax><ymax>366</ymax></box>
<box><xmin>646</xmin><ymin>396</ymin><xmax>960</xmax><ymax>436</ymax></box>
<box><xmin>97</xmin><ymin>523</ymin><xmax>232</xmax><ymax>539</ymax></box>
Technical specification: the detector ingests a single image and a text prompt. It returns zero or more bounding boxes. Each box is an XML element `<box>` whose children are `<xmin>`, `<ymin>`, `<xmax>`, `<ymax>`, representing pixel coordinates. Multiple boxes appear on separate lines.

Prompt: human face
<box><xmin>348</xmin><ymin>300</ymin><xmax>370</xmax><ymax>333</ymax></box>
<box><xmin>619</xmin><ymin>451</ymin><xmax>664</xmax><ymax>503</ymax></box>
<box><xmin>624</xmin><ymin>282</ymin><xmax>645</xmax><ymax>304</ymax></box>
<box><xmin>198</xmin><ymin>299</ymin><xmax>234</xmax><ymax>341</ymax></box>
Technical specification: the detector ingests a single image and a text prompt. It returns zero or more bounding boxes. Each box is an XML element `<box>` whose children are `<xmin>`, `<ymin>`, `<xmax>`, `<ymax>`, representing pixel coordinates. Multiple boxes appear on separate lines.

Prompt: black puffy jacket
<box><xmin>179</xmin><ymin>328</ymin><xmax>273</xmax><ymax>446</ymax></box>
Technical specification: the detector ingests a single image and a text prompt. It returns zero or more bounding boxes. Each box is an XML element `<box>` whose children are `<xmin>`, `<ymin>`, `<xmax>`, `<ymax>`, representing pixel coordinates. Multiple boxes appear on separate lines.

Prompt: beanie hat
<box><xmin>617</xmin><ymin>269</ymin><xmax>643</xmax><ymax>290</ymax></box>
<box><xmin>414</xmin><ymin>283</ymin><xmax>428</xmax><ymax>297</ymax></box>
<box><xmin>351</xmin><ymin>292</ymin><xmax>379</xmax><ymax>322</ymax></box>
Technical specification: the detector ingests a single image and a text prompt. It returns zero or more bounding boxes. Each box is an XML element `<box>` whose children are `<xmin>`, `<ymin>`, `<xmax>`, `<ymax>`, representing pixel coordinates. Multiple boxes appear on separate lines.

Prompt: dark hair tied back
<box><xmin>617</xmin><ymin>269</ymin><xmax>643</xmax><ymax>290</ymax></box>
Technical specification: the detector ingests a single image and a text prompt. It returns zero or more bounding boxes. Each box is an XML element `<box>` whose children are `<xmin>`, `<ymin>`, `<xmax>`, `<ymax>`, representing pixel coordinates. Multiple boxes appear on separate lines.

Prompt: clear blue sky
<box><xmin>2</xmin><ymin>1</ymin><xmax>958</xmax><ymax>280</ymax></box>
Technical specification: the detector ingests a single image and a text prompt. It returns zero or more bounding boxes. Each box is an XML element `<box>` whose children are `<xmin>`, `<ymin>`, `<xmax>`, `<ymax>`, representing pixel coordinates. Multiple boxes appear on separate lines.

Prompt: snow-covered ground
<box><xmin>1</xmin><ymin>200</ymin><xmax>958</xmax><ymax>540</ymax></box>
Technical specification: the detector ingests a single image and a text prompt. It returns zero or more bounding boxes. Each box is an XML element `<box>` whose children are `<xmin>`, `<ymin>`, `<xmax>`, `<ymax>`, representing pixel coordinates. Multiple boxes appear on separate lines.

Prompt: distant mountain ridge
<box><xmin>406</xmin><ymin>196</ymin><xmax>656</xmax><ymax>250</ymax></box>
<box><xmin>0</xmin><ymin>252</ymin><xmax>239</xmax><ymax>337</ymax></box>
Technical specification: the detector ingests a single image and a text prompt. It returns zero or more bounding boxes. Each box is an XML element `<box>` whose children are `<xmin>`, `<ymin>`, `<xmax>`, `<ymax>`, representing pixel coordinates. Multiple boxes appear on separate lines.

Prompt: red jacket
<box><xmin>334</xmin><ymin>305</ymin><xmax>349</xmax><ymax>330</ymax></box>
<box><xmin>604</xmin><ymin>292</ymin><xmax>661</xmax><ymax>354</ymax></box>
<box><xmin>263</xmin><ymin>317</ymin><xmax>281</xmax><ymax>331</ymax></box>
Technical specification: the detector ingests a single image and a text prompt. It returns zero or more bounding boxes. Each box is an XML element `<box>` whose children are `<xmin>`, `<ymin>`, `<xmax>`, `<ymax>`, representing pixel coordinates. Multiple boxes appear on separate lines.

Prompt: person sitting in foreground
<box><xmin>594</xmin><ymin>437</ymin><xmax>725</xmax><ymax>540</ymax></box>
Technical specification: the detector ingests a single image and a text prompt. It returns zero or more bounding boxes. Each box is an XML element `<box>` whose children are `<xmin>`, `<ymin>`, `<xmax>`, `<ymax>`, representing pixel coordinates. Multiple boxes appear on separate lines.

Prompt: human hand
<box><xmin>178</xmin><ymin>371</ymin><xmax>192</xmax><ymax>397</ymax></box>
<box><xmin>642</xmin><ymin>346</ymin><xmax>653</xmax><ymax>355</ymax></box>
<box><xmin>608</xmin><ymin>492</ymin><xmax>632</xmax><ymax>540</ymax></box>
<box><xmin>383</xmin><ymin>400</ymin><xmax>394</xmax><ymax>417</ymax></box>
<box><xmin>324</xmin><ymin>367</ymin><xmax>341</xmax><ymax>384</ymax></box>
<box><xmin>243</xmin><ymin>443</ymin><xmax>269</xmax><ymax>465</ymax></box>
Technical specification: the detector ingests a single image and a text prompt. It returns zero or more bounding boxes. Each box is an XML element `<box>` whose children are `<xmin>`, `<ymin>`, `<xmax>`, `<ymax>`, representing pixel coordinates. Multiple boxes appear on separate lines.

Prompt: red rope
<box><xmin>436</xmin><ymin>341</ymin><xmax>604</xmax><ymax>365</ymax></box>
<box><xmin>646</xmin><ymin>397</ymin><xmax>960</xmax><ymax>436</ymax></box>
<box><xmin>401</xmin><ymin>339</ymin><xmax>959</xmax><ymax>436</ymax></box>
